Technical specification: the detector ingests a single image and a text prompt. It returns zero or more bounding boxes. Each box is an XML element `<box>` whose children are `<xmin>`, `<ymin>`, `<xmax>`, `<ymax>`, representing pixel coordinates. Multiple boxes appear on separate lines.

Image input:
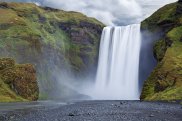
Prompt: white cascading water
<box><xmin>92</xmin><ymin>24</ymin><xmax>141</xmax><ymax>100</ymax></box>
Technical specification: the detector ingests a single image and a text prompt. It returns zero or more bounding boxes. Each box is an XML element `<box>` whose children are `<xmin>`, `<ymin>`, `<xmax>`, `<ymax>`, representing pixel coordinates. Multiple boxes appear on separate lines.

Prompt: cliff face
<box><xmin>0</xmin><ymin>58</ymin><xmax>38</xmax><ymax>102</ymax></box>
<box><xmin>0</xmin><ymin>2</ymin><xmax>104</xmax><ymax>72</ymax></box>
<box><xmin>0</xmin><ymin>2</ymin><xmax>104</xmax><ymax>99</ymax></box>
<box><xmin>141</xmin><ymin>1</ymin><xmax>182</xmax><ymax>101</ymax></box>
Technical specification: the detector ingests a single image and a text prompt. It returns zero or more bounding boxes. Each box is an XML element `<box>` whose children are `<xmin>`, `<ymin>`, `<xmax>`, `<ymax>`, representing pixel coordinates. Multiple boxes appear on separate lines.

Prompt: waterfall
<box><xmin>92</xmin><ymin>24</ymin><xmax>141</xmax><ymax>100</ymax></box>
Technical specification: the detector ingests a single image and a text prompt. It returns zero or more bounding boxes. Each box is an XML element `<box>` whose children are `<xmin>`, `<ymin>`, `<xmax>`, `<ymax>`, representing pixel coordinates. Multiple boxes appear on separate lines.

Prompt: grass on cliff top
<box><xmin>0</xmin><ymin>2</ymin><xmax>104</xmax><ymax>27</ymax></box>
<box><xmin>55</xmin><ymin>11</ymin><xmax>104</xmax><ymax>26</ymax></box>
<box><xmin>141</xmin><ymin>2</ymin><xmax>177</xmax><ymax>31</ymax></box>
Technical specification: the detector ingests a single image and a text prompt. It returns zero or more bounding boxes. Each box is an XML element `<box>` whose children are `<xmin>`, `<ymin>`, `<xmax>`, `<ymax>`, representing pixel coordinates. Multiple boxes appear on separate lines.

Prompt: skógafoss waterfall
<box><xmin>92</xmin><ymin>24</ymin><xmax>141</xmax><ymax>100</ymax></box>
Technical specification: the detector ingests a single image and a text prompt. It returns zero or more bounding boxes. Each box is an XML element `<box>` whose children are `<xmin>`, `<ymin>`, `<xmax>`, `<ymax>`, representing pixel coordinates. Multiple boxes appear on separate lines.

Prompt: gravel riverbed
<box><xmin>0</xmin><ymin>101</ymin><xmax>181</xmax><ymax>121</ymax></box>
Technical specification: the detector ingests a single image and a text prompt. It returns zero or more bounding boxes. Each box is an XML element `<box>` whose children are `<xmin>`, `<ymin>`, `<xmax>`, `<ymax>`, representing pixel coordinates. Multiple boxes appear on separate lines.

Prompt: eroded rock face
<box><xmin>140</xmin><ymin>2</ymin><xmax>182</xmax><ymax>101</ymax></box>
<box><xmin>0</xmin><ymin>58</ymin><xmax>39</xmax><ymax>101</ymax></box>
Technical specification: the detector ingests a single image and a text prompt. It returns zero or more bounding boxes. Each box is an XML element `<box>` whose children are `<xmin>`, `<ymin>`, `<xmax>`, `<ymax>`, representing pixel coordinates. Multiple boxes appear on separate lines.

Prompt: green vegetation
<box><xmin>141</xmin><ymin>2</ymin><xmax>177</xmax><ymax>32</ymax></box>
<box><xmin>0</xmin><ymin>58</ymin><xmax>38</xmax><ymax>102</ymax></box>
<box><xmin>0</xmin><ymin>2</ymin><xmax>104</xmax><ymax>71</ymax></box>
<box><xmin>141</xmin><ymin>1</ymin><xmax>182</xmax><ymax>102</ymax></box>
<box><xmin>0</xmin><ymin>2</ymin><xmax>104</xmax><ymax>100</ymax></box>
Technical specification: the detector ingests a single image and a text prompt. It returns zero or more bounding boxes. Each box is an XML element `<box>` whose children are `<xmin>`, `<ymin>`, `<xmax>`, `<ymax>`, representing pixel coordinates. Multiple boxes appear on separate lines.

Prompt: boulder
<box><xmin>0</xmin><ymin>58</ymin><xmax>39</xmax><ymax>101</ymax></box>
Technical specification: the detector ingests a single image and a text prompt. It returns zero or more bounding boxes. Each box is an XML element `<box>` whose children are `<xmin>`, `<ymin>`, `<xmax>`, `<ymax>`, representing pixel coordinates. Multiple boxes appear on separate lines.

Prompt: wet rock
<box><xmin>80</xmin><ymin>48</ymin><xmax>92</xmax><ymax>53</ymax></box>
<box><xmin>68</xmin><ymin>113</ymin><xmax>75</xmax><ymax>117</ymax></box>
<box><xmin>38</xmin><ymin>14</ymin><xmax>46</xmax><ymax>23</ymax></box>
<box><xmin>120</xmin><ymin>102</ymin><xmax>123</xmax><ymax>105</ymax></box>
<box><xmin>180</xmin><ymin>37</ymin><xmax>182</xmax><ymax>42</ymax></box>
<box><xmin>87</xmin><ymin>113</ymin><xmax>91</xmax><ymax>116</ymax></box>
<box><xmin>42</xmin><ymin>6</ymin><xmax>59</xmax><ymax>12</ymax></box>
<box><xmin>79</xmin><ymin>21</ymin><xmax>103</xmax><ymax>34</ymax></box>
<box><xmin>176</xmin><ymin>1</ymin><xmax>182</xmax><ymax>14</ymax></box>
<box><xmin>0</xmin><ymin>2</ymin><xmax>8</xmax><ymax>9</ymax></box>
<box><xmin>149</xmin><ymin>114</ymin><xmax>154</xmax><ymax>117</ymax></box>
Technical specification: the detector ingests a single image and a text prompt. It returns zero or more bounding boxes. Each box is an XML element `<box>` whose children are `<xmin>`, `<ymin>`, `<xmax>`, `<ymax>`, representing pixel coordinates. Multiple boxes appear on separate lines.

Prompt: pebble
<box><xmin>68</xmin><ymin>113</ymin><xmax>75</xmax><ymax>117</ymax></box>
<box><xmin>149</xmin><ymin>114</ymin><xmax>154</xmax><ymax>117</ymax></box>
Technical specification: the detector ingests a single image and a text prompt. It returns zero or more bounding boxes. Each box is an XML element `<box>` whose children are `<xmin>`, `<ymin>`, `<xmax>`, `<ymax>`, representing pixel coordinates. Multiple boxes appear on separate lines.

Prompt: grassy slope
<box><xmin>141</xmin><ymin>2</ymin><xmax>182</xmax><ymax>101</ymax></box>
<box><xmin>0</xmin><ymin>2</ymin><xmax>104</xmax><ymax>101</ymax></box>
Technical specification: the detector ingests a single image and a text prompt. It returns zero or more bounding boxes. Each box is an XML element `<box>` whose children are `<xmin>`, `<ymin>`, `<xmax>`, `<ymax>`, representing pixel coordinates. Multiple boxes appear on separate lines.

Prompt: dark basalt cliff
<box><xmin>141</xmin><ymin>1</ymin><xmax>182</xmax><ymax>101</ymax></box>
<box><xmin>0</xmin><ymin>2</ymin><xmax>104</xmax><ymax>101</ymax></box>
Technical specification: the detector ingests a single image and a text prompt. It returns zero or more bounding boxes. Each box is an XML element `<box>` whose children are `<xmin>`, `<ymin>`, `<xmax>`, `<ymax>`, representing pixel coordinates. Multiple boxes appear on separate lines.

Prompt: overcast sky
<box><xmin>1</xmin><ymin>0</ymin><xmax>177</xmax><ymax>25</ymax></box>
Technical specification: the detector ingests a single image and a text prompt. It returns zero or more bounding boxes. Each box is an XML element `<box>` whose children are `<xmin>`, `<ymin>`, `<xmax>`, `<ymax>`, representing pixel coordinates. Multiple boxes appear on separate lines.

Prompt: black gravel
<box><xmin>0</xmin><ymin>101</ymin><xmax>182</xmax><ymax>121</ymax></box>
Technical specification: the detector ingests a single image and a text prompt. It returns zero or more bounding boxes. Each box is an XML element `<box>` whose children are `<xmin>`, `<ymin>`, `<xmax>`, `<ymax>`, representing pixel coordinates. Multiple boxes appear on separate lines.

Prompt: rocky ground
<box><xmin>0</xmin><ymin>101</ymin><xmax>181</xmax><ymax>121</ymax></box>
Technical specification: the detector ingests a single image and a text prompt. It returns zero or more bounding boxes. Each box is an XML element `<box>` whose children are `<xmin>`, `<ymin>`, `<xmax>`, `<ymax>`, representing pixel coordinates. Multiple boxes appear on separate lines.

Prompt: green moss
<box><xmin>141</xmin><ymin>1</ymin><xmax>182</xmax><ymax>101</ymax></box>
<box><xmin>147</xmin><ymin>87</ymin><xmax>182</xmax><ymax>101</ymax></box>
<box><xmin>141</xmin><ymin>42</ymin><xmax>182</xmax><ymax>100</ymax></box>
<box><xmin>0</xmin><ymin>79</ymin><xmax>26</xmax><ymax>102</ymax></box>
<box><xmin>153</xmin><ymin>39</ymin><xmax>167</xmax><ymax>61</ymax></box>
<box><xmin>0</xmin><ymin>58</ymin><xmax>39</xmax><ymax>102</ymax></box>
<box><xmin>167</xmin><ymin>26</ymin><xmax>182</xmax><ymax>41</ymax></box>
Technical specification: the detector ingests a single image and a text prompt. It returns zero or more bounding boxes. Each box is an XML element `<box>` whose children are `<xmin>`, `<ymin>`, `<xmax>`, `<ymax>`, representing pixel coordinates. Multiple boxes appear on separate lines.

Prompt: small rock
<box><xmin>68</xmin><ymin>113</ymin><xmax>75</xmax><ymax>117</ymax></box>
<box><xmin>10</xmin><ymin>115</ymin><xmax>15</xmax><ymax>119</ymax></box>
<box><xmin>149</xmin><ymin>114</ymin><xmax>154</xmax><ymax>117</ymax></box>
<box><xmin>120</xmin><ymin>102</ymin><xmax>123</xmax><ymax>105</ymax></box>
